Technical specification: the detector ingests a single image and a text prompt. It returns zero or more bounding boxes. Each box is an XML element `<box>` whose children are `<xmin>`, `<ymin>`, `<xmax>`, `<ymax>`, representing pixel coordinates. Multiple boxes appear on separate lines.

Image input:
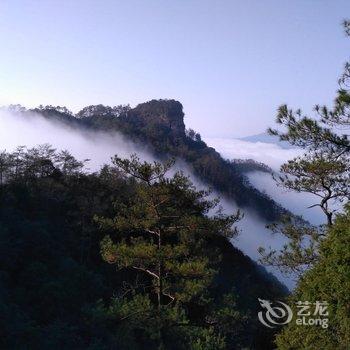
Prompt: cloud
<box><xmin>204</xmin><ymin>137</ymin><xmax>301</xmax><ymax>170</ymax></box>
<box><xmin>170</xmin><ymin>163</ymin><xmax>296</xmax><ymax>288</ymax></box>
<box><xmin>0</xmin><ymin>110</ymin><xmax>298</xmax><ymax>288</ymax></box>
<box><xmin>204</xmin><ymin>136</ymin><xmax>326</xmax><ymax>225</ymax></box>
<box><xmin>0</xmin><ymin>109</ymin><xmax>153</xmax><ymax>170</ymax></box>
<box><xmin>218</xmin><ymin>196</ymin><xmax>295</xmax><ymax>289</ymax></box>
<box><xmin>247</xmin><ymin>171</ymin><xmax>324</xmax><ymax>226</ymax></box>
<box><xmin>202</xmin><ymin>136</ymin><xmax>332</xmax><ymax>288</ymax></box>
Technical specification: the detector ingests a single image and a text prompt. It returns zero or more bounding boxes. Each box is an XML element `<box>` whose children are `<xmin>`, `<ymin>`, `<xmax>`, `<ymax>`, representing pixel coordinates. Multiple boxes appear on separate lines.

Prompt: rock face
<box><xmin>131</xmin><ymin>99</ymin><xmax>186</xmax><ymax>135</ymax></box>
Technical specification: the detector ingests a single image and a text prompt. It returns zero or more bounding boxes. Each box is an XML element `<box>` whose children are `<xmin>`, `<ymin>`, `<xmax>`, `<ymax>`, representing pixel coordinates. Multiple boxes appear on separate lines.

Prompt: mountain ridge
<box><xmin>6</xmin><ymin>99</ymin><xmax>288</xmax><ymax>222</ymax></box>
<box><xmin>239</xmin><ymin>131</ymin><xmax>294</xmax><ymax>149</ymax></box>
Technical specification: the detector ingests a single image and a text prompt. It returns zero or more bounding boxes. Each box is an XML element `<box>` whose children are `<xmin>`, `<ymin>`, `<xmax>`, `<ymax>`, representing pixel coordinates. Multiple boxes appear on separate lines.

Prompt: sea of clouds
<box><xmin>1</xmin><ymin>110</ymin><xmax>325</xmax><ymax>288</ymax></box>
<box><xmin>204</xmin><ymin>137</ymin><xmax>324</xmax><ymax>226</ymax></box>
<box><xmin>202</xmin><ymin>136</ymin><xmax>329</xmax><ymax>288</ymax></box>
<box><xmin>0</xmin><ymin>109</ymin><xmax>154</xmax><ymax>169</ymax></box>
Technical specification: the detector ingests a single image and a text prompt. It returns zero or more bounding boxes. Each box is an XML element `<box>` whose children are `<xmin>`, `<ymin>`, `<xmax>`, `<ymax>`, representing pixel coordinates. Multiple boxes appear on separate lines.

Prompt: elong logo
<box><xmin>257</xmin><ymin>299</ymin><xmax>329</xmax><ymax>329</ymax></box>
<box><xmin>257</xmin><ymin>298</ymin><xmax>292</xmax><ymax>328</ymax></box>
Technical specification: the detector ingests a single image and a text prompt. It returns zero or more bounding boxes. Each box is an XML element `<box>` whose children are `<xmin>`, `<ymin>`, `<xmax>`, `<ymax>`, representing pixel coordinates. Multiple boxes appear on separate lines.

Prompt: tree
<box><xmin>55</xmin><ymin>149</ymin><xmax>87</xmax><ymax>175</ymax></box>
<box><xmin>0</xmin><ymin>151</ymin><xmax>11</xmax><ymax>185</ymax></box>
<box><xmin>0</xmin><ymin>146</ymin><xmax>286</xmax><ymax>349</ymax></box>
<box><xmin>275</xmin><ymin>206</ymin><xmax>350</xmax><ymax>350</ymax></box>
<box><xmin>96</xmin><ymin>154</ymin><xmax>242</xmax><ymax>349</ymax></box>
<box><xmin>76</xmin><ymin>104</ymin><xmax>130</xmax><ymax>118</ymax></box>
<box><xmin>186</xmin><ymin>128</ymin><xmax>196</xmax><ymax>140</ymax></box>
<box><xmin>255</xmin><ymin>20</ymin><xmax>350</xmax><ymax>350</ymax></box>
<box><xmin>195</xmin><ymin>133</ymin><xmax>202</xmax><ymax>142</ymax></box>
<box><xmin>260</xmin><ymin>21</ymin><xmax>350</xmax><ymax>274</ymax></box>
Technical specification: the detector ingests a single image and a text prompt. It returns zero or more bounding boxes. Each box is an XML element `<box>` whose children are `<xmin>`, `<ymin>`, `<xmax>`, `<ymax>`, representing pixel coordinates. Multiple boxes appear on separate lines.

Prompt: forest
<box><xmin>0</xmin><ymin>145</ymin><xmax>285</xmax><ymax>349</ymax></box>
<box><xmin>12</xmin><ymin>97</ymin><xmax>286</xmax><ymax>223</ymax></box>
<box><xmin>0</xmin><ymin>14</ymin><xmax>349</xmax><ymax>350</ymax></box>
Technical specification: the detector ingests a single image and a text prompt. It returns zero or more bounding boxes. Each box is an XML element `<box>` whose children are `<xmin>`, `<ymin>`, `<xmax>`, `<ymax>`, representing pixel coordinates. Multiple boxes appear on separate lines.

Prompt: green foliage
<box><xmin>268</xmin><ymin>46</ymin><xmax>350</xmax><ymax>226</ymax></box>
<box><xmin>275</xmin><ymin>207</ymin><xmax>350</xmax><ymax>349</ymax></box>
<box><xmin>261</xmin><ymin>21</ymin><xmax>350</xmax><ymax>349</ymax></box>
<box><xmin>189</xmin><ymin>327</ymin><xmax>226</xmax><ymax>350</ymax></box>
<box><xmin>0</xmin><ymin>146</ymin><xmax>287</xmax><ymax>349</ymax></box>
<box><xmin>259</xmin><ymin>217</ymin><xmax>321</xmax><ymax>275</ymax></box>
<box><xmin>230</xmin><ymin>159</ymin><xmax>273</xmax><ymax>174</ymax></box>
<box><xmin>261</xmin><ymin>21</ymin><xmax>350</xmax><ymax>274</ymax></box>
<box><xmin>96</xmin><ymin>154</ymin><xmax>242</xmax><ymax>348</ymax></box>
<box><xmin>22</xmin><ymin>98</ymin><xmax>286</xmax><ymax>221</ymax></box>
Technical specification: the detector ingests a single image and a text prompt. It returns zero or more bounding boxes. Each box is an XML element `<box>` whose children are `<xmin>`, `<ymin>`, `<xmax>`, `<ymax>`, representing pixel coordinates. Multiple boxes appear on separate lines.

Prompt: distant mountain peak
<box><xmin>9</xmin><ymin>100</ymin><xmax>288</xmax><ymax>221</ymax></box>
<box><xmin>131</xmin><ymin>99</ymin><xmax>186</xmax><ymax>135</ymax></box>
<box><xmin>239</xmin><ymin>132</ymin><xmax>294</xmax><ymax>149</ymax></box>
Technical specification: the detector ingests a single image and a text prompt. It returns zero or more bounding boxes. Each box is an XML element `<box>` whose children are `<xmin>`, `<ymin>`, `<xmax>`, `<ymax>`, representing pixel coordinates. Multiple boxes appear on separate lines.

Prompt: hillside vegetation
<box><xmin>25</xmin><ymin>99</ymin><xmax>285</xmax><ymax>221</ymax></box>
<box><xmin>0</xmin><ymin>146</ymin><xmax>286</xmax><ymax>349</ymax></box>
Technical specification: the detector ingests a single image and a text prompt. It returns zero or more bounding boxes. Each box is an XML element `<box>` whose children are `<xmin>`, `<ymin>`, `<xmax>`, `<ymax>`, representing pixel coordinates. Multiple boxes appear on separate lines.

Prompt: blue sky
<box><xmin>0</xmin><ymin>0</ymin><xmax>349</xmax><ymax>136</ymax></box>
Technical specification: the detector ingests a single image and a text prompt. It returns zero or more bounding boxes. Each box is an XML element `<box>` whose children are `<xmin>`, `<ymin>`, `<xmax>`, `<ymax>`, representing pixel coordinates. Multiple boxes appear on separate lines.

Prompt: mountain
<box><xmin>239</xmin><ymin>132</ymin><xmax>294</xmax><ymax>149</ymax></box>
<box><xmin>28</xmin><ymin>100</ymin><xmax>287</xmax><ymax>222</ymax></box>
<box><xmin>0</xmin><ymin>112</ymin><xmax>288</xmax><ymax>348</ymax></box>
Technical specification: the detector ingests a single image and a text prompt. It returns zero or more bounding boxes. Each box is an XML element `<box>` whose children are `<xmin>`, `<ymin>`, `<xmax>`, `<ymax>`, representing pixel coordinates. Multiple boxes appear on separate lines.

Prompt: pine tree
<box><xmin>275</xmin><ymin>205</ymin><xmax>350</xmax><ymax>349</ymax></box>
<box><xmin>260</xmin><ymin>21</ymin><xmax>350</xmax><ymax>274</ymax></box>
<box><xmin>96</xmin><ymin>154</ymin><xmax>242</xmax><ymax>349</ymax></box>
<box><xmin>258</xmin><ymin>20</ymin><xmax>350</xmax><ymax>350</ymax></box>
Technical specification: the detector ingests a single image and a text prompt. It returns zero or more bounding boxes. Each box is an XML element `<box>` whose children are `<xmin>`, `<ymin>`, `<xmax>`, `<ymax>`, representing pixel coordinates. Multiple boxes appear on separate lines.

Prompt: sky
<box><xmin>0</xmin><ymin>0</ymin><xmax>349</xmax><ymax>137</ymax></box>
<box><xmin>0</xmin><ymin>108</ymin><xmax>303</xmax><ymax>287</ymax></box>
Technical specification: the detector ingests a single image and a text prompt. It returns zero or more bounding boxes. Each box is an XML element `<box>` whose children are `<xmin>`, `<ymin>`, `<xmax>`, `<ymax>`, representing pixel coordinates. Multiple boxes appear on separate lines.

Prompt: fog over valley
<box><xmin>0</xmin><ymin>109</ymin><xmax>153</xmax><ymax>169</ymax></box>
<box><xmin>204</xmin><ymin>136</ymin><xmax>325</xmax><ymax>226</ymax></box>
<box><xmin>1</xmin><ymin>3</ymin><xmax>348</xmax><ymax>348</ymax></box>
<box><xmin>0</xmin><ymin>108</ymin><xmax>316</xmax><ymax>288</ymax></box>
